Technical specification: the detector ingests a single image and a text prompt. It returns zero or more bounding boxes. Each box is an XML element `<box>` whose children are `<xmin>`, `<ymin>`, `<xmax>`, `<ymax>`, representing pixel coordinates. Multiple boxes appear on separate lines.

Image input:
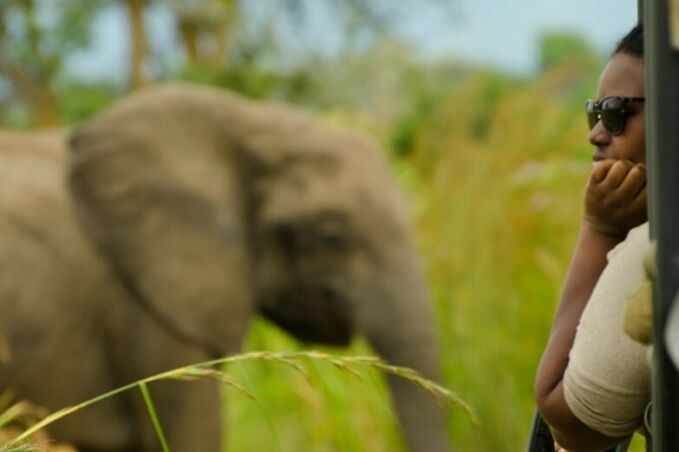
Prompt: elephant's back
<box><xmin>0</xmin><ymin>129</ymin><xmax>116</xmax><ymax>362</ymax></box>
<box><xmin>0</xmin><ymin>127</ymin><xmax>67</xmax><ymax>169</ymax></box>
<box><xmin>0</xmin><ymin>129</ymin><xmax>69</xmax><ymax>221</ymax></box>
<box><xmin>0</xmin><ymin>129</ymin><xmax>75</xmax><ymax>266</ymax></box>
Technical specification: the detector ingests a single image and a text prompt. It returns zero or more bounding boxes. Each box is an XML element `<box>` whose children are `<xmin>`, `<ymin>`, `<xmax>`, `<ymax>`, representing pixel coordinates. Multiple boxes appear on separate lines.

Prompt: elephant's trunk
<box><xmin>385</xmin><ymin>341</ymin><xmax>450</xmax><ymax>452</ymax></box>
<box><xmin>363</xmin><ymin>250</ymin><xmax>451</xmax><ymax>452</ymax></box>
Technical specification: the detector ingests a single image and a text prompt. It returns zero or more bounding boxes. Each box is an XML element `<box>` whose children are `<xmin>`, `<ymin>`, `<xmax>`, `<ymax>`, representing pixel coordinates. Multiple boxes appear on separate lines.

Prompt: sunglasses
<box><xmin>586</xmin><ymin>96</ymin><xmax>645</xmax><ymax>135</ymax></box>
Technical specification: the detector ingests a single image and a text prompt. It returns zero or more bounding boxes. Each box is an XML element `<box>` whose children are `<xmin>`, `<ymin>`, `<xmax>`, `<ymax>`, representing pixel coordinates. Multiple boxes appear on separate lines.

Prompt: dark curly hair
<box><xmin>614</xmin><ymin>24</ymin><xmax>643</xmax><ymax>58</ymax></box>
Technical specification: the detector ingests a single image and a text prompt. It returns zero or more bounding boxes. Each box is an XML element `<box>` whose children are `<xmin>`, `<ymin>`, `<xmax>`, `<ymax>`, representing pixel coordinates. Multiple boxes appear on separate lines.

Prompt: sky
<box><xmin>67</xmin><ymin>0</ymin><xmax>639</xmax><ymax>81</ymax></box>
<box><xmin>398</xmin><ymin>0</ymin><xmax>638</xmax><ymax>73</ymax></box>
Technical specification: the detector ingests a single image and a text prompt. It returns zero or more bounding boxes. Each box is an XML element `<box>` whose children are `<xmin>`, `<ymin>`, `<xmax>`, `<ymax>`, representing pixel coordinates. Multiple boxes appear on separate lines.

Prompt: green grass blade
<box><xmin>139</xmin><ymin>382</ymin><xmax>171</xmax><ymax>452</ymax></box>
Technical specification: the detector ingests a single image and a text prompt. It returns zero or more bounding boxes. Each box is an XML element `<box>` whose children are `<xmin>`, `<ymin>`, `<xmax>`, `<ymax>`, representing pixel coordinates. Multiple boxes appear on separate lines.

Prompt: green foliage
<box><xmin>175</xmin><ymin>63</ymin><xmax>240</xmax><ymax>92</ymax></box>
<box><xmin>420</xmin><ymin>86</ymin><xmax>581</xmax><ymax>449</ymax></box>
<box><xmin>392</xmin><ymin>55</ymin><xmax>645</xmax><ymax>451</ymax></box>
<box><xmin>0</xmin><ymin>1</ymin><xmax>458</xmax><ymax>127</ymax></box>
<box><xmin>56</xmin><ymin>80</ymin><xmax>123</xmax><ymax>125</ymax></box>
<box><xmin>175</xmin><ymin>61</ymin><xmax>312</xmax><ymax>102</ymax></box>
<box><xmin>273</xmin><ymin>0</ymin><xmax>457</xmax><ymax>52</ymax></box>
<box><xmin>0</xmin><ymin>0</ymin><xmax>99</xmax><ymax>75</ymax></box>
<box><xmin>539</xmin><ymin>32</ymin><xmax>600</xmax><ymax>73</ymax></box>
<box><xmin>470</xmin><ymin>72</ymin><xmax>518</xmax><ymax>140</ymax></box>
<box><xmin>391</xmin><ymin>92</ymin><xmax>441</xmax><ymax>158</ymax></box>
<box><xmin>0</xmin><ymin>0</ymin><xmax>109</xmax><ymax>126</ymax></box>
<box><xmin>225</xmin><ymin>320</ymin><xmax>406</xmax><ymax>452</ymax></box>
<box><xmin>0</xmin><ymin>99</ymin><xmax>31</xmax><ymax>129</ymax></box>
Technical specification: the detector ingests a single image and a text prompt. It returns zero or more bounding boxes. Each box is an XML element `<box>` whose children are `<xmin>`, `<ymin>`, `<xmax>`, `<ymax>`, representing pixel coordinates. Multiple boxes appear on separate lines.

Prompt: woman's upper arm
<box><xmin>557</xmin><ymin>223</ymin><xmax>651</xmax><ymax>444</ymax></box>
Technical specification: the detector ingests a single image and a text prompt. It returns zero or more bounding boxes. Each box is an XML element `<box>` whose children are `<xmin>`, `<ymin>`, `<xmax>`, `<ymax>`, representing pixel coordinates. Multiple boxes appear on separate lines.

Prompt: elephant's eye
<box><xmin>313</xmin><ymin>217</ymin><xmax>351</xmax><ymax>252</ymax></box>
<box><xmin>271</xmin><ymin>214</ymin><xmax>352</xmax><ymax>255</ymax></box>
<box><xmin>274</xmin><ymin>223</ymin><xmax>302</xmax><ymax>254</ymax></box>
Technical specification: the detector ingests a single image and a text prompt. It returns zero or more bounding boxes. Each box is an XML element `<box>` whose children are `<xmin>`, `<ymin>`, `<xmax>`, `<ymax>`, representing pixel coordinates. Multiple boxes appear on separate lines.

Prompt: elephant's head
<box><xmin>242</xmin><ymin>104</ymin><xmax>417</xmax><ymax>347</ymax></box>
<box><xmin>68</xmin><ymin>83</ymin><xmax>449</xmax><ymax>451</ymax></box>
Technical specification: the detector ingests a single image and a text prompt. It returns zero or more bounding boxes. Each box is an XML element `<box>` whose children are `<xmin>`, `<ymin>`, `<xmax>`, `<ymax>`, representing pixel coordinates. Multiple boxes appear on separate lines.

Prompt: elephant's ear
<box><xmin>67</xmin><ymin>87</ymin><xmax>253</xmax><ymax>356</ymax></box>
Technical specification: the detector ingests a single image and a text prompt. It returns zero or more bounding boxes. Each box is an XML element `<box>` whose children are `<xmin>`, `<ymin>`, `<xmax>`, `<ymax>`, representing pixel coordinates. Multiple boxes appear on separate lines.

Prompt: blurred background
<box><xmin>0</xmin><ymin>0</ymin><xmax>642</xmax><ymax>450</ymax></box>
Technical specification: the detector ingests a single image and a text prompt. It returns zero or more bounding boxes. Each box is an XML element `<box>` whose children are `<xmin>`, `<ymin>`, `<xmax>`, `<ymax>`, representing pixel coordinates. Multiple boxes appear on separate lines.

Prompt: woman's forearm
<box><xmin>535</xmin><ymin>221</ymin><xmax>623</xmax><ymax>444</ymax></box>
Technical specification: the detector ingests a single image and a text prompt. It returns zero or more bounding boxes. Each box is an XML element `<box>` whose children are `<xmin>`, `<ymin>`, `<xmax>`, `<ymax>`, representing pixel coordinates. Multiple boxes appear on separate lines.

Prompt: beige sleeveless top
<box><xmin>563</xmin><ymin>222</ymin><xmax>651</xmax><ymax>438</ymax></box>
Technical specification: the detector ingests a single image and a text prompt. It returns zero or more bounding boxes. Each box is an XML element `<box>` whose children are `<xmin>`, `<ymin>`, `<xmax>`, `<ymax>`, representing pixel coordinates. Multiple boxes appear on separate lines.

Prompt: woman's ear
<box><xmin>68</xmin><ymin>86</ymin><xmax>255</xmax><ymax>356</ymax></box>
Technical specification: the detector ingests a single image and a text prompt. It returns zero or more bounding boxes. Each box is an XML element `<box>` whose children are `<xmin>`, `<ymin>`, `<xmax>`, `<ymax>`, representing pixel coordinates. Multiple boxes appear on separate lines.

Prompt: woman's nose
<box><xmin>588</xmin><ymin>120</ymin><xmax>611</xmax><ymax>146</ymax></box>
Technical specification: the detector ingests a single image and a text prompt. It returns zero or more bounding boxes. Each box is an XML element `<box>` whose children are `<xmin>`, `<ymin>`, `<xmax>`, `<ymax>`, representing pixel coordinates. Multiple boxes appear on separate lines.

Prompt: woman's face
<box><xmin>589</xmin><ymin>52</ymin><xmax>645</xmax><ymax>164</ymax></box>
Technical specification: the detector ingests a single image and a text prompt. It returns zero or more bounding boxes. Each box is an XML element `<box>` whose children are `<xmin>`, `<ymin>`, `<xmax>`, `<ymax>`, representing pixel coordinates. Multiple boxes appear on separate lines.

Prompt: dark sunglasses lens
<box><xmin>601</xmin><ymin>110</ymin><xmax>625</xmax><ymax>134</ymax></box>
<box><xmin>600</xmin><ymin>97</ymin><xmax>627</xmax><ymax>135</ymax></box>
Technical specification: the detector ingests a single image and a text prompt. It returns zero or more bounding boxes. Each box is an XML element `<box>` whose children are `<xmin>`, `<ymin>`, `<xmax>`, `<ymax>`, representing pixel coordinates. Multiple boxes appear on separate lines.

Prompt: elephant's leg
<box><xmin>108</xmin><ymin>301</ymin><xmax>232</xmax><ymax>452</ymax></box>
<box><xmin>0</xmin><ymin>313</ymin><xmax>136</xmax><ymax>450</ymax></box>
<box><xmin>47</xmin><ymin>400</ymin><xmax>133</xmax><ymax>450</ymax></box>
<box><xmin>1</xmin><ymin>349</ymin><xmax>136</xmax><ymax>451</ymax></box>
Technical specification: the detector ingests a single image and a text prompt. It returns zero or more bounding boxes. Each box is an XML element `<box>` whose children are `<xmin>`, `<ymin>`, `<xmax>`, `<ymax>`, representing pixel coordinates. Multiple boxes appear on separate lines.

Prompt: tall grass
<box><xmin>394</xmin><ymin>60</ymin><xmax>645</xmax><ymax>451</ymax></box>
<box><xmin>225</xmin><ymin>322</ymin><xmax>424</xmax><ymax>451</ymax></box>
<box><xmin>404</xmin><ymin>65</ymin><xmax>591</xmax><ymax>450</ymax></box>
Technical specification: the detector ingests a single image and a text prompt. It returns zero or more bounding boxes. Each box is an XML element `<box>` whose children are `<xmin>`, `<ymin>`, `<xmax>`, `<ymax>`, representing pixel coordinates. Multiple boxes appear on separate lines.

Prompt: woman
<box><xmin>534</xmin><ymin>24</ymin><xmax>650</xmax><ymax>452</ymax></box>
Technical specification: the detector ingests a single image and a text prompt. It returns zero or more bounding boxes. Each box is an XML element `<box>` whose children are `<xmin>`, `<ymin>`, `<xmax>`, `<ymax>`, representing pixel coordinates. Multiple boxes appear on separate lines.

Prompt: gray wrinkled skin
<box><xmin>0</xmin><ymin>84</ymin><xmax>449</xmax><ymax>452</ymax></box>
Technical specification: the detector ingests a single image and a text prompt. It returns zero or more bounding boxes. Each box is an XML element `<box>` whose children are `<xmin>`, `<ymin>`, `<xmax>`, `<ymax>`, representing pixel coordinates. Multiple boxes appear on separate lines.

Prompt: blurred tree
<box><xmin>57</xmin><ymin>79</ymin><xmax>123</xmax><ymax>124</ymax></box>
<box><xmin>537</xmin><ymin>32</ymin><xmax>603</xmax><ymax>119</ymax></box>
<box><xmin>168</xmin><ymin>0</ymin><xmax>456</xmax><ymax>63</ymax></box>
<box><xmin>169</xmin><ymin>0</ymin><xmax>234</xmax><ymax>67</ymax></box>
<box><xmin>538</xmin><ymin>32</ymin><xmax>598</xmax><ymax>73</ymax></box>
<box><xmin>0</xmin><ymin>0</ymin><xmax>457</xmax><ymax>127</ymax></box>
<box><xmin>167</xmin><ymin>0</ymin><xmax>456</xmax><ymax>98</ymax></box>
<box><xmin>0</xmin><ymin>0</ymin><xmax>105</xmax><ymax>127</ymax></box>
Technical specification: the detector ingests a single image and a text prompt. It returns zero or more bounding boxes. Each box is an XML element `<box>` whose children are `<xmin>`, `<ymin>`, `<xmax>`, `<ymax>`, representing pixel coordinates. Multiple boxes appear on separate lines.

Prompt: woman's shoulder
<box><xmin>628</xmin><ymin>221</ymin><xmax>650</xmax><ymax>240</ymax></box>
<box><xmin>608</xmin><ymin>222</ymin><xmax>650</xmax><ymax>261</ymax></box>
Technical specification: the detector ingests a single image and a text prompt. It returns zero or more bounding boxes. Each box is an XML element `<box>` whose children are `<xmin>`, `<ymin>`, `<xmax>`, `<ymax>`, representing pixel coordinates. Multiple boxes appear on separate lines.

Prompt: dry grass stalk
<box><xmin>2</xmin><ymin>350</ymin><xmax>475</xmax><ymax>450</ymax></box>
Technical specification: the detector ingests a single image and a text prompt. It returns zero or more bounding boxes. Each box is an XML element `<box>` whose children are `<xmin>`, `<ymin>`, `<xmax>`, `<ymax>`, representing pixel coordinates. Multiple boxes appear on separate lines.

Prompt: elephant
<box><xmin>0</xmin><ymin>83</ymin><xmax>450</xmax><ymax>452</ymax></box>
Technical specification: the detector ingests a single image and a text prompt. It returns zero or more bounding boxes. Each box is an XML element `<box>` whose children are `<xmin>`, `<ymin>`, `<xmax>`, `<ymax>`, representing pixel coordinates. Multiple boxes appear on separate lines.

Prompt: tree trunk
<box><xmin>31</xmin><ymin>80</ymin><xmax>60</xmax><ymax>127</ymax></box>
<box><xmin>124</xmin><ymin>0</ymin><xmax>148</xmax><ymax>90</ymax></box>
<box><xmin>178</xmin><ymin>18</ymin><xmax>199</xmax><ymax>64</ymax></box>
<box><xmin>175</xmin><ymin>0</ymin><xmax>237</xmax><ymax>68</ymax></box>
<box><xmin>209</xmin><ymin>23</ymin><xmax>226</xmax><ymax>65</ymax></box>
<box><xmin>0</xmin><ymin>2</ymin><xmax>60</xmax><ymax>127</ymax></box>
<box><xmin>2</xmin><ymin>64</ymin><xmax>60</xmax><ymax>127</ymax></box>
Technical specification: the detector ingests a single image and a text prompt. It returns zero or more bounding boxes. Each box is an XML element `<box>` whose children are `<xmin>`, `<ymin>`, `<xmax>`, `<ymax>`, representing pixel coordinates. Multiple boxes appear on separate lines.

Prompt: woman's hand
<box><xmin>584</xmin><ymin>159</ymin><xmax>647</xmax><ymax>239</ymax></box>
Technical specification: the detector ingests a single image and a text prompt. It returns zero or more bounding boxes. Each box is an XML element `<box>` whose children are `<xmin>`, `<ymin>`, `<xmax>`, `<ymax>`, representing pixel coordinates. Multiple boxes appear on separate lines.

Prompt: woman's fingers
<box><xmin>585</xmin><ymin>160</ymin><xmax>647</xmax><ymax>236</ymax></box>
<box><xmin>598</xmin><ymin>160</ymin><xmax>635</xmax><ymax>192</ymax></box>
<box><xmin>608</xmin><ymin>163</ymin><xmax>646</xmax><ymax>204</ymax></box>
<box><xmin>591</xmin><ymin>159</ymin><xmax>616</xmax><ymax>183</ymax></box>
